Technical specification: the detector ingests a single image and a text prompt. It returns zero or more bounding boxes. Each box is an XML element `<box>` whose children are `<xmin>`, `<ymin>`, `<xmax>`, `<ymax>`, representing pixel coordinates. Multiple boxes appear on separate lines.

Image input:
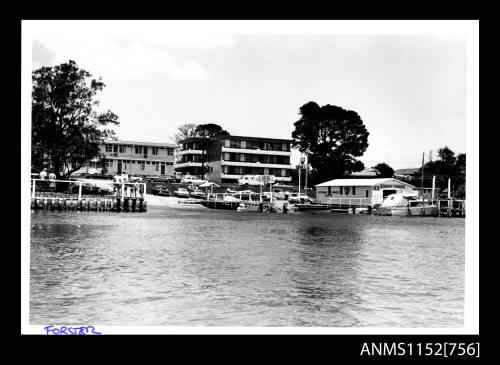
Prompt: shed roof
<box><xmin>315</xmin><ymin>178</ymin><xmax>415</xmax><ymax>188</ymax></box>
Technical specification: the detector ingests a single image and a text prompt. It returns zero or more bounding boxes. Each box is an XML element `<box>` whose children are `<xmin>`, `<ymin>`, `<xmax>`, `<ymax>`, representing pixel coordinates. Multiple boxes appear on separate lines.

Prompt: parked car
<box><xmin>146</xmin><ymin>175</ymin><xmax>161</xmax><ymax>183</ymax></box>
<box><xmin>288</xmin><ymin>193</ymin><xmax>311</xmax><ymax>204</ymax></box>
<box><xmin>237</xmin><ymin>175</ymin><xmax>264</xmax><ymax>187</ymax></box>
<box><xmin>152</xmin><ymin>185</ymin><xmax>170</xmax><ymax>196</ymax></box>
<box><xmin>173</xmin><ymin>188</ymin><xmax>190</xmax><ymax>198</ymax></box>
<box><xmin>181</xmin><ymin>176</ymin><xmax>207</xmax><ymax>186</ymax></box>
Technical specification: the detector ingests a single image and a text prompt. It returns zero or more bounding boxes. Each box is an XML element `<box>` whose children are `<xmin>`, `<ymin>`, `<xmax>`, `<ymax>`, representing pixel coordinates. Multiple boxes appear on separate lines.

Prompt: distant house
<box><xmin>315</xmin><ymin>178</ymin><xmax>416</xmax><ymax>206</ymax></box>
<box><xmin>394</xmin><ymin>168</ymin><xmax>419</xmax><ymax>179</ymax></box>
<box><xmin>349</xmin><ymin>168</ymin><xmax>378</xmax><ymax>177</ymax></box>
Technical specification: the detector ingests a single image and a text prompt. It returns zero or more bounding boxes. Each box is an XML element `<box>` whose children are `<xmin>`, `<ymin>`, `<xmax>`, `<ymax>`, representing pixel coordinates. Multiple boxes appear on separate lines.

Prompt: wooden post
<box><xmin>421</xmin><ymin>152</ymin><xmax>425</xmax><ymax>197</ymax></box>
<box><xmin>305</xmin><ymin>163</ymin><xmax>308</xmax><ymax>193</ymax></box>
<box><xmin>431</xmin><ymin>175</ymin><xmax>435</xmax><ymax>201</ymax></box>
<box><xmin>32</xmin><ymin>179</ymin><xmax>36</xmax><ymax>198</ymax></box>
<box><xmin>78</xmin><ymin>181</ymin><xmax>82</xmax><ymax>200</ymax></box>
<box><xmin>298</xmin><ymin>164</ymin><xmax>301</xmax><ymax>198</ymax></box>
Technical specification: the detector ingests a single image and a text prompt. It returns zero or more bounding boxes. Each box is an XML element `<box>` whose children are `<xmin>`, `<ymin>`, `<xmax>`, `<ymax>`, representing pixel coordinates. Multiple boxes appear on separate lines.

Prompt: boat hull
<box><xmin>375</xmin><ymin>206</ymin><xmax>437</xmax><ymax>216</ymax></box>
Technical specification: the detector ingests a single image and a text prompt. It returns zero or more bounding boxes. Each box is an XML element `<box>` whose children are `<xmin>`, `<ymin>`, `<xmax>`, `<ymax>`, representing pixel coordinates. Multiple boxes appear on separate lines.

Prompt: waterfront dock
<box><xmin>31</xmin><ymin>179</ymin><xmax>147</xmax><ymax>213</ymax></box>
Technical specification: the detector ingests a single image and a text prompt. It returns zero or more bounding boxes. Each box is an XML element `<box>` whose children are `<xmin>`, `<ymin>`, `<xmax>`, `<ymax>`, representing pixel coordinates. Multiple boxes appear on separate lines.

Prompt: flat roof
<box><xmin>221</xmin><ymin>135</ymin><xmax>293</xmax><ymax>143</ymax></box>
<box><xmin>103</xmin><ymin>140</ymin><xmax>176</xmax><ymax>147</ymax></box>
<box><xmin>179</xmin><ymin>135</ymin><xmax>293</xmax><ymax>143</ymax></box>
<box><xmin>316</xmin><ymin>178</ymin><xmax>415</xmax><ymax>188</ymax></box>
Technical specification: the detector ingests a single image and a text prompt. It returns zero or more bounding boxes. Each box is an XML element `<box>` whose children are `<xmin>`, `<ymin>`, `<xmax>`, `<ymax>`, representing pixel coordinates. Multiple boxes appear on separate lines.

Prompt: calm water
<box><xmin>30</xmin><ymin>207</ymin><xmax>465</xmax><ymax>327</ymax></box>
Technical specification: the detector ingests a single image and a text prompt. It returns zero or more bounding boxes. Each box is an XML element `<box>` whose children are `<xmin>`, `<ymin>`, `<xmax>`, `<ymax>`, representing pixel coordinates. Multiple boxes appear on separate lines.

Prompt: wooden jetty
<box><xmin>31</xmin><ymin>178</ymin><xmax>147</xmax><ymax>213</ymax></box>
<box><xmin>437</xmin><ymin>199</ymin><xmax>465</xmax><ymax>217</ymax></box>
<box><xmin>295</xmin><ymin>203</ymin><xmax>331</xmax><ymax>211</ymax></box>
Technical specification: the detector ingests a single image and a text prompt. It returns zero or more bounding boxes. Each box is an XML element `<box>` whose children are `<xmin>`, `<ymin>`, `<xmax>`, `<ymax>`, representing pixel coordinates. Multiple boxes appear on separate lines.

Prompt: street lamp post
<box><xmin>298</xmin><ymin>156</ymin><xmax>306</xmax><ymax>199</ymax></box>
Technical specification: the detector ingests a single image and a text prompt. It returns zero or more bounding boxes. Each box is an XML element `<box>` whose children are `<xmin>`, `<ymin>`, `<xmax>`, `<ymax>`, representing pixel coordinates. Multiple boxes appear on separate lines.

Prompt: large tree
<box><xmin>373</xmin><ymin>162</ymin><xmax>395</xmax><ymax>178</ymax></box>
<box><xmin>32</xmin><ymin>60</ymin><xmax>119</xmax><ymax>179</ymax></box>
<box><xmin>195</xmin><ymin>123</ymin><xmax>230</xmax><ymax>177</ymax></box>
<box><xmin>412</xmin><ymin>146</ymin><xmax>466</xmax><ymax>198</ymax></box>
<box><xmin>171</xmin><ymin>123</ymin><xmax>199</xmax><ymax>144</ymax></box>
<box><xmin>291</xmin><ymin>101</ymin><xmax>369</xmax><ymax>184</ymax></box>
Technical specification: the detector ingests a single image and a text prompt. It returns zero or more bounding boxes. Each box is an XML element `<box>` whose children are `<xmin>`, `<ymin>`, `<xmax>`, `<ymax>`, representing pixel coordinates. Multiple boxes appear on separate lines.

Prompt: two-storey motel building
<box><xmin>77</xmin><ymin>140</ymin><xmax>176</xmax><ymax>176</ymax></box>
<box><xmin>176</xmin><ymin>135</ymin><xmax>294</xmax><ymax>184</ymax></box>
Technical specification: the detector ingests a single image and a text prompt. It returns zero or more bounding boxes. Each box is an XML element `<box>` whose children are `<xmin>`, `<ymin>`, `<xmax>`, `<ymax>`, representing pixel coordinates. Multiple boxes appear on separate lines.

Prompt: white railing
<box><xmin>31</xmin><ymin>179</ymin><xmax>146</xmax><ymax>200</ymax></box>
<box><xmin>328</xmin><ymin>197</ymin><xmax>372</xmax><ymax>206</ymax></box>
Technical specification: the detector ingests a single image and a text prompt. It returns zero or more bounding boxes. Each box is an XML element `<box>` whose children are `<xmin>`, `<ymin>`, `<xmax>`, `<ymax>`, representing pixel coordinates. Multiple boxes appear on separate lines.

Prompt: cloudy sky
<box><xmin>28</xmin><ymin>20</ymin><xmax>468</xmax><ymax>169</ymax></box>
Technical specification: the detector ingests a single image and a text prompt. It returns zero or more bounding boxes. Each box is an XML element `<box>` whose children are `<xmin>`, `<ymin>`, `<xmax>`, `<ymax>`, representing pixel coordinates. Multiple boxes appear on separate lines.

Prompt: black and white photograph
<box><xmin>21</xmin><ymin>20</ymin><xmax>479</xmax><ymax>337</ymax></box>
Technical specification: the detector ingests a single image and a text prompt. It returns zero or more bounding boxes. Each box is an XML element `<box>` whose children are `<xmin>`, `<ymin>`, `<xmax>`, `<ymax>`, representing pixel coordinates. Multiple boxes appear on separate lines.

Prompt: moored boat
<box><xmin>374</xmin><ymin>193</ymin><xmax>437</xmax><ymax>216</ymax></box>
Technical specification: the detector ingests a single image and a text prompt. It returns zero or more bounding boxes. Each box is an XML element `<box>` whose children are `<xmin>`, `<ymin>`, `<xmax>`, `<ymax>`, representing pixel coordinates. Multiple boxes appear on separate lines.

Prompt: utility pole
<box><xmin>431</xmin><ymin>175</ymin><xmax>436</xmax><ymax>201</ymax></box>
<box><xmin>298</xmin><ymin>164</ymin><xmax>301</xmax><ymax>197</ymax></box>
<box><xmin>421</xmin><ymin>152</ymin><xmax>425</xmax><ymax>198</ymax></box>
<box><xmin>304</xmin><ymin>155</ymin><xmax>308</xmax><ymax>193</ymax></box>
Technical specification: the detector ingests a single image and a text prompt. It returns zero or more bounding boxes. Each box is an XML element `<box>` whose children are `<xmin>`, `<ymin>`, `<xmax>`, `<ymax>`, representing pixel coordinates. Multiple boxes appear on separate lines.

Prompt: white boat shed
<box><xmin>315</xmin><ymin>178</ymin><xmax>416</xmax><ymax>206</ymax></box>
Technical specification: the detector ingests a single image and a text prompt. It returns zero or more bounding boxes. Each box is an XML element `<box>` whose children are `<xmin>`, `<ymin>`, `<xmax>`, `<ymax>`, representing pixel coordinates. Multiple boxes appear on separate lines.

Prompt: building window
<box><xmin>352</xmin><ymin>187</ymin><xmax>356</xmax><ymax>195</ymax></box>
<box><xmin>230</xmin><ymin>140</ymin><xmax>241</xmax><ymax>149</ymax></box>
<box><xmin>366</xmin><ymin>190</ymin><xmax>369</xmax><ymax>198</ymax></box>
<box><xmin>119</xmin><ymin>145</ymin><xmax>125</xmax><ymax>153</ymax></box>
<box><xmin>141</xmin><ymin>162</ymin><xmax>145</xmax><ymax>170</ymax></box>
<box><xmin>135</xmin><ymin>146</ymin><xmax>142</xmax><ymax>154</ymax></box>
<box><xmin>155</xmin><ymin>163</ymin><xmax>159</xmax><ymax>172</ymax></box>
<box><xmin>152</xmin><ymin>147</ymin><xmax>159</xmax><ymax>155</ymax></box>
<box><xmin>167</xmin><ymin>148</ymin><xmax>173</xmax><ymax>156</ymax></box>
<box><xmin>107</xmin><ymin>160</ymin><xmax>113</xmax><ymax>167</ymax></box>
<box><xmin>105</xmin><ymin>145</ymin><xmax>113</xmax><ymax>152</ymax></box>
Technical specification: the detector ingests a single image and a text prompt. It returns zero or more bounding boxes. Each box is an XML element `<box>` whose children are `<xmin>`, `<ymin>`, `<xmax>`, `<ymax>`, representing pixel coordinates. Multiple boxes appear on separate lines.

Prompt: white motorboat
<box><xmin>374</xmin><ymin>193</ymin><xmax>437</xmax><ymax>216</ymax></box>
<box><xmin>236</xmin><ymin>202</ymin><xmax>260</xmax><ymax>212</ymax></box>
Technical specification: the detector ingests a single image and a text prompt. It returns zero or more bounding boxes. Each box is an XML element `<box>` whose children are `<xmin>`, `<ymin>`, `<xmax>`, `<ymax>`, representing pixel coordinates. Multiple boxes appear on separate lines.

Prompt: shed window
<box><xmin>366</xmin><ymin>190</ymin><xmax>369</xmax><ymax>198</ymax></box>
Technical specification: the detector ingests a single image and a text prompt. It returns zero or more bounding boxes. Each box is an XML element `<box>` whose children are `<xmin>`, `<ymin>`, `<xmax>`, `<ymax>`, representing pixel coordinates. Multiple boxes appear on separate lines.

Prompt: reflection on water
<box><xmin>29</xmin><ymin>208</ymin><xmax>465</xmax><ymax>327</ymax></box>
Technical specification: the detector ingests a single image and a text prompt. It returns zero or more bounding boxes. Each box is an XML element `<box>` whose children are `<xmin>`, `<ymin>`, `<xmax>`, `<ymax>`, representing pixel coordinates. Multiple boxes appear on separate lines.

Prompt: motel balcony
<box><xmin>102</xmin><ymin>152</ymin><xmax>174</xmax><ymax>161</ymax></box>
<box><xmin>175</xmin><ymin>161</ymin><xmax>203</xmax><ymax>168</ymax></box>
<box><xmin>221</xmin><ymin>161</ymin><xmax>293</xmax><ymax>169</ymax></box>
<box><xmin>221</xmin><ymin>146</ymin><xmax>291</xmax><ymax>156</ymax></box>
<box><xmin>176</xmin><ymin>149</ymin><xmax>204</xmax><ymax>156</ymax></box>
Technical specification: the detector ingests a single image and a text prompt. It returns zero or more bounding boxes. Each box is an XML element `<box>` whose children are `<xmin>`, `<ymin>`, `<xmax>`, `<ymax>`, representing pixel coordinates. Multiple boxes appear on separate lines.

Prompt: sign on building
<box><xmin>261</xmin><ymin>175</ymin><xmax>276</xmax><ymax>185</ymax></box>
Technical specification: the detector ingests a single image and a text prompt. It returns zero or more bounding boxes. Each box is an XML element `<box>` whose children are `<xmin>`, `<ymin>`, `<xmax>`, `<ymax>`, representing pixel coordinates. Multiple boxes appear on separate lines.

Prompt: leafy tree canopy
<box><xmin>408</xmin><ymin>146</ymin><xmax>466</xmax><ymax>198</ymax></box>
<box><xmin>32</xmin><ymin>60</ymin><xmax>119</xmax><ymax>179</ymax></box>
<box><xmin>291</xmin><ymin>101</ymin><xmax>369</xmax><ymax>184</ymax></box>
<box><xmin>171</xmin><ymin>123</ymin><xmax>199</xmax><ymax>144</ymax></box>
<box><xmin>373</xmin><ymin>162</ymin><xmax>394</xmax><ymax>178</ymax></box>
<box><xmin>195</xmin><ymin>123</ymin><xmax>230</xmax><ymax>138</ymax></box>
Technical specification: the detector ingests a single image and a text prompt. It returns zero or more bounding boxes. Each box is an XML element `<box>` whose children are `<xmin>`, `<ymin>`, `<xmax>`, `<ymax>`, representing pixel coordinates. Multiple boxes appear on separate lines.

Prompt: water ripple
<box><xmin>30</xmin><ymin>208</ymin><xmax>465</xmax><ymax>327</ymax></box>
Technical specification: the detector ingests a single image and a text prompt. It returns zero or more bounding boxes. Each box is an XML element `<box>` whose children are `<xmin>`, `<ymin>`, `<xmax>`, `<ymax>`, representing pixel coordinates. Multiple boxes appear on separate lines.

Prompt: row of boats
<box><xmin>161</xmin><ymin>189</ymin><xmax>444</xmax><ymax>216</ymax></box>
